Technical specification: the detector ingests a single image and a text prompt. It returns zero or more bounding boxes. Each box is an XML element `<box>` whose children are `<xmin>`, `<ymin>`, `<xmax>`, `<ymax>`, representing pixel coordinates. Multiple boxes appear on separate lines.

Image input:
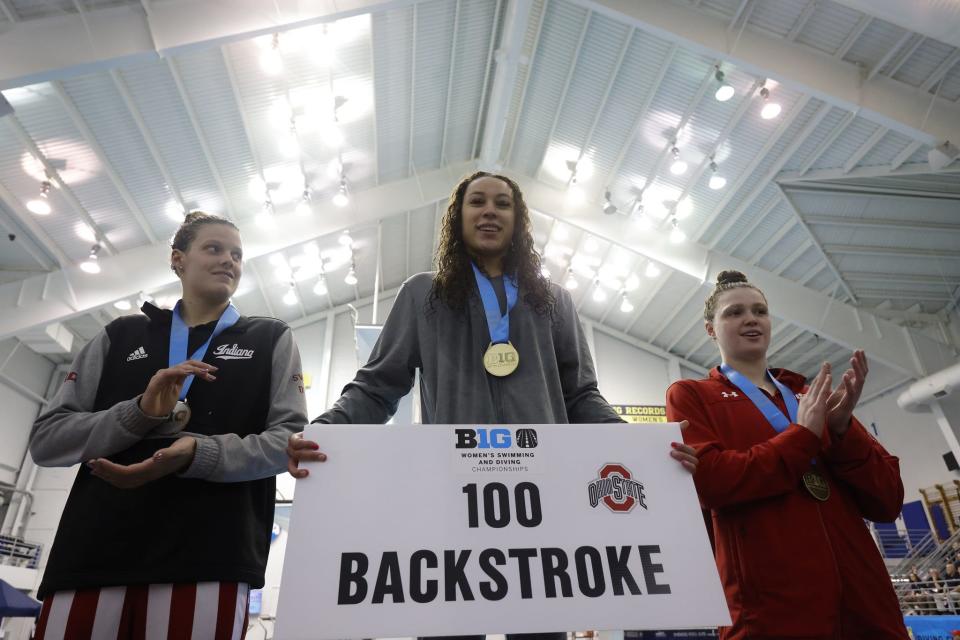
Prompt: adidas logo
<box><xmin>126</xmin><ymin>346</ymin><xmax>148</xmax><ymax>362</ymax></box>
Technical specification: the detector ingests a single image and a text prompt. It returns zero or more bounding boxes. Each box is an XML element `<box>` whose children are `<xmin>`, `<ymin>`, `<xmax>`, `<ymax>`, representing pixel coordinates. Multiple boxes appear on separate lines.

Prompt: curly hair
<box><xmin>431</xmin><ymin>171</ymin><xmax>555</xmax><ymax>316</ymax></box>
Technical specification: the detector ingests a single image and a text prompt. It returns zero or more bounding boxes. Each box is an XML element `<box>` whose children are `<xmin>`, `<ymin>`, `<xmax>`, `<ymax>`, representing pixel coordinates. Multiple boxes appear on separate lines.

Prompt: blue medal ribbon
<box><xmin>719</xmin><ymin>363</ymin><xmax>799</xmax><ymax>433</ymax></box>
<box><xmin>169</xmin><ymin>301</ymin><xmax>241</xmax><ymax>400</ymax></box>
<box><xmin>470</xmin><ymin>262</ymin><xmax>518</xmax><ymax>344</ymax></box>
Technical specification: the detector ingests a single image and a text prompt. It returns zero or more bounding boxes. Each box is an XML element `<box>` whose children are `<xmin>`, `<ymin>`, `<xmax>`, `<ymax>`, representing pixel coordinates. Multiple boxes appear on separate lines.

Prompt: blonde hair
<box><xmin>703</xmin><ymin>270</ymin><xmax>767</xmax><ymax>321</ymax></box>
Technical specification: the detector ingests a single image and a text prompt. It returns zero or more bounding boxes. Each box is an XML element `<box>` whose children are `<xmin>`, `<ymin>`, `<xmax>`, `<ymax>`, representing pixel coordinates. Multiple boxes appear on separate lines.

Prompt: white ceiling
<box><xmin>0</xmin><ymin>0</ymin><xmax>958</xmax><ymax>395</ymax></box>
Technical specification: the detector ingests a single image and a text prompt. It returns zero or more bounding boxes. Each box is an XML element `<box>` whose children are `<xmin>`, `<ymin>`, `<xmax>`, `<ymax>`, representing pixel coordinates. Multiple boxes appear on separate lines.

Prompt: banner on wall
<box><xmin>611</xmin><ymin>404</ymin><xmax>668</xmax><ymax>423</ymax></box>
<box><xmin>275</xmin><ymin>423</ymin><xmax>729</xmax><ymax>639</ymax></box>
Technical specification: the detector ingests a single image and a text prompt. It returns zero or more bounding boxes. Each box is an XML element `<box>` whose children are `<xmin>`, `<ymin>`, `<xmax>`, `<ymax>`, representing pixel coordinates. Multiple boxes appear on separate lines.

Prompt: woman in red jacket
<box><xmin>666</xmin><ymin>270</ymin><xmax>907</xmax><ymax>639</ymax></box>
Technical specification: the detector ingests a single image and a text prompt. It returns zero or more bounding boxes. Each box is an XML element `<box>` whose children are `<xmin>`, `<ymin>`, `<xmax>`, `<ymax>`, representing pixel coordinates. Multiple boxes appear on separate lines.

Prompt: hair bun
<box><xmin>716</xmin><ymin>270</ymin><xmax>748</xmax><ymax>285</ymax></box>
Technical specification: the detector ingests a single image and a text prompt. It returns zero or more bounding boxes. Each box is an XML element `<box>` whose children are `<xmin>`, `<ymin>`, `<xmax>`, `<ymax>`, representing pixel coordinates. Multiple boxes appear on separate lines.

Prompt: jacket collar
<box><xmin>140</xmin><ymin>301</ymin><xmax>248</xmax><ymax>333</ymax></box>
<box><xmin>709</xmin><ymin>365</ymin><xmax>806</xmax><ymax>391</ymax></box>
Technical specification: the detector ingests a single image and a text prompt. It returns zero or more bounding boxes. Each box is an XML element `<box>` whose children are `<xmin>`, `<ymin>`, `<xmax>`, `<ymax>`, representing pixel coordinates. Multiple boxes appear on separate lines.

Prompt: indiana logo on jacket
<box><xmin>721</xmin><ymin>391</ymin><xmax>739</xmax><ymax>398</ymax></box>
<box><xmin>213</xmin><ymin>344</ymin><xmax>255</xmax><ymax>360</ymax></box>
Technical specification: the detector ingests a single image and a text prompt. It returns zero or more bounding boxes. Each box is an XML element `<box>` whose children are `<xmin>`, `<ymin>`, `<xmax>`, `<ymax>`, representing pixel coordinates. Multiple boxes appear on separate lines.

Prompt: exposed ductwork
<box><xmin>897</xmin><ymin>362</ymin><xmax>960</xmax><ymax>412</ymax></box>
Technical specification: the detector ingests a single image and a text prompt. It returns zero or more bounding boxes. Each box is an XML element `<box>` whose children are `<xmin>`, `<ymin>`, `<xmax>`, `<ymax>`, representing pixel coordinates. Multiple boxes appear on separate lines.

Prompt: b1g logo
<box><xmin>588</xmin><ymin>463</ymin><xmax>647</xmax><ymax>513</ymax></box>
<box><xmin>455</xmin><ymin>428</ymin><xmax>538</xmax><ymax>449</ymax></box>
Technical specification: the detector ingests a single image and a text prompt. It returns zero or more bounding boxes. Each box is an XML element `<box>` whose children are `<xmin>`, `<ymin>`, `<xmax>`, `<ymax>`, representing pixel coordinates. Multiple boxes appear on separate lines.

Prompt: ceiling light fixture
<box><xmin>564</xmin><ymin>268</ymin><xmax>578</xmax><ymax>290</ymax></box>
<box><xmin>80</xmin><ymin>244</ymin><xmax>102</xmax><ymax>274</ymax></box>
<box><xmin>619</xmin><ymin>292</ymin><xmax>634</xmax><ymax>313</ymax></box>
<box><xmin>296</xmin><ymin>187</ymin><xmax>312</xmax><ymax>216</ymax></box>
<box><xmin>714</xmin><ymin>68</ymin><xmax>734</xmax><ymax>102</ymax></box>
<box><xmin>282</xmin><ymin>281</ymin><xmax>299</xmax><ymax>306</ymax></box>
<box><xmin>26</xmin><ymin>180</ymin><xmax>52</xmax><ymax>215</ymax></box>
<box><xmin>645</xmin><ymin>262</ymin><xmax>661</xmax><ymax>279</ymax></box>
<box><xmin>313</xmin><ymin>273</ymin><xmax>328</xmax><ymax>296</ymax></box>
<box><xmin>669</xmin><ymin>217</ymin><xmax>686</xmax><ymax>244</ymax></box>
<box><xmin>261</xmin><ymin>34</ymin><xmax>284</xmax><ymax>75</ymax></box>
<box><xmin>759</xmin><ymin>86</ymin><xmax>781</xmax><ymax>120</ymax></box>
<box><xmin>669</xmin><ymin>146</ymin><xmax>688</xmax><ymax>175</ymax></box>
<box><xmin>344</xmin><ymin>263</ymin><xmax>358</xmax><ymax>286</ymax></box>
<box><xmin>708</xmin><ymin>160</ymin><xmax>727</xmax><ymax>190</ymax></box>
<box><xmin>333</xmin><ymin>175</ymin><xmax>349</xmax><ymax>207</ymax></box>
<box><xmin>602</xmin><ymin>190</ymin><xmax>617</xmax><ymax>215</ymax></box>
<box><xmin>591</xmin><ymin>281</ymin><xmax>607</xmax><ymax>303</ymax></box>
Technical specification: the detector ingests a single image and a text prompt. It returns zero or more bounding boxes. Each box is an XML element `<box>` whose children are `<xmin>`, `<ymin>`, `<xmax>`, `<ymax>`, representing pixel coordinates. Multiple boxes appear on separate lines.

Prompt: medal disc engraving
<box><xmin>802</xmin><ymin>470</ymin><xmax>830</xmax><ymax>501</ymax></box>
<box><xmin>172</xmin><ymin>400</ymin><xmax>191</xmax><ymax>431</ymax></box>
<box><xmin>483</xmin><ymin>342</ymin><xmax>519</xmax><ymax>377</ymax></box>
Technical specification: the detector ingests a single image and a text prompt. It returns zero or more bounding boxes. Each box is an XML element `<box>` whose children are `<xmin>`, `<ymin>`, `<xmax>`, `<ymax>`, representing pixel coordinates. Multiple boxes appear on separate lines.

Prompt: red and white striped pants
<box><xmin>35</xmin><ymin>582</ymin><xmax>250</xmax><ymax>640</ymax></box>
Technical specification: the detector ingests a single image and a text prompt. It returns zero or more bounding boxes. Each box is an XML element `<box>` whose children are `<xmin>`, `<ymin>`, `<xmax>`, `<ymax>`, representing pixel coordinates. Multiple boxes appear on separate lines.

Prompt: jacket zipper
<box><xmin>815</xmin><ymin>500</ymin><xmax>843</xmax><ymax>606</ymax></box>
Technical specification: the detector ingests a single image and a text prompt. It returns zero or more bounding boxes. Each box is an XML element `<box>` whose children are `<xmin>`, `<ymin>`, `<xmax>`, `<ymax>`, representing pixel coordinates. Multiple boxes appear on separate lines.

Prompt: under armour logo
<box><xmin>721</xmin><ymin>391</ymin><xmax>739</xmax><ymax>398</ymax></box>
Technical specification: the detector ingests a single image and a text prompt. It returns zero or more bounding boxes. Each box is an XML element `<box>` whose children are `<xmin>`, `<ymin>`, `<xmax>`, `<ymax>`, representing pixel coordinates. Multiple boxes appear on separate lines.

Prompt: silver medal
<box><xmin>172</xmin><ymin>400</ymin><xmax>191</xmax><ymax>430</ymax></box>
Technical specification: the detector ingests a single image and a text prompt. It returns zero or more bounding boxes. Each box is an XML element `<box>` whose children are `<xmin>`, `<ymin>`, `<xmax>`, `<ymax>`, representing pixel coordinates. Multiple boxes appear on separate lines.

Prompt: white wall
<box><xmin>857</xmin><ymin>390</ymin><xmax>960</xmax><ymax>502</ymax></box>
<box><xmin>0</xmin><ymin>338</ymin><xmax>55</xmax><ymax>486</ymax></box>
<box><xmin>593</xmin><ymin>331</ymin><xmax>675</xmax><ymax>405</ymax></box>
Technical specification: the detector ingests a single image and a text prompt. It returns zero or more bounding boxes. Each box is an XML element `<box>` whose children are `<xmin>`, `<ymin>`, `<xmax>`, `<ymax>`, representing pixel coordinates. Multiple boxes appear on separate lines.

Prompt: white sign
<box><xmin>276</xmin><ymin>423</ymin><xmax>729</xmax><ymax>639</ymax></box>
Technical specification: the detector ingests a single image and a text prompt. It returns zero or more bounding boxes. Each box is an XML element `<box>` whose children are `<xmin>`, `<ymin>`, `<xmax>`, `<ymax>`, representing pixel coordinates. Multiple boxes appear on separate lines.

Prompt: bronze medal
<box><xmin>483</xmin><ymin>342</ymin><xmax>519</xmax><ymax>377</ymax></box>
<box><xmin>172</xmin><ymin>400</ymin><xmax>191</xmax><ymax>431</ymax></box>
<box><xmin>802</xmin><ymin>470</ymin><xmax>830</xmax><ymax>502</ymax></box>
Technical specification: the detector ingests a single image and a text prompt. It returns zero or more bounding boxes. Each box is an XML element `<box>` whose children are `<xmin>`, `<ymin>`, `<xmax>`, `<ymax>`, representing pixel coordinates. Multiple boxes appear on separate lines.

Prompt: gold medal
<box><xmin>802</xmin><ymin>470</ymin><xmax>830</xmax><ymax>502</ymax></box>
<box><xmin>172</xmin><ymin>400</ymin><xmax>191</xmax><ymax>431</ymax></box>
<box><xmin>483</xmin><ymin>342</ymin><xmax>519</xmax><ymax>377</ymax></box>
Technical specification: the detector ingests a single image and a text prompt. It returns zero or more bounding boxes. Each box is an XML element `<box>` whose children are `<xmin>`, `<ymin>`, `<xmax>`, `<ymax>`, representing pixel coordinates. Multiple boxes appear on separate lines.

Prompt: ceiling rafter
<box><xmin>833</xmin><ymin>15</ymin><xmax>871</xmax><ymax>60</ymax></box>
<box><xmin>783</xmin><ymin>182</ymin><xmax>960</xmax><ymax>200</ymax></box>
<box><xmin>109</xmin><ymin>69</ymin><xmax>190</xmax><ymax>217</ymax></box>
<box><xmin>3</xmin><ymin>114</ymin><xmax>117</xmax><ymax>255</ymax></box>
<box><xmin>477</xmin><ymin>0</ymin><xmax>526</xmax><ymax>168</ymax></box>
<box><xmin>705</xmin><ymin>101</ymin><xmax>830</xmax><ymax>249</ymax></box>
<box><xmin>624</xmin><ymin>273</ymin><xmax>671</xmax><ymax>336</ymax></box>
<box><xmin>841</xmin><ymin>126</ymin><xmax>888</xmax><ymax>174</ymax></box>
<box><xmin>438</xmin><ymin>0</ymin><xmax>461</xmax><ymax>166</ymax></box>
<box><xmin>694</xmin><ymin>95</ymin><xmax>812</xmax><ymax>243</ymax></box>
<box><xmin>533</xmin><ymin>10</ymin><xmax>593</xmax><ymax>182</ymax></box>
<box><xmin>843</xmin><ymin>271</ymin><xmax>960</xmax><ymax>286</ymax></box>
<box><xmin>0</xmin><ymin>209</ymin><xmax>53</xmax><ymax>271</ymax></box>
<box><xmin>0</xmin><ymin>178</ymin><xmax>68</xmax><ymax>268</ymax></box>
<box><xmin>601</xmin><ymin>43</ymin><xmax>678</xmax><ymax>188</ymax></box>
<box><xmin>724</xmin><ymin>191</ymin><xmax>781</xmax><ymax>255</ymax></box>
<box><xmin>822</xmin><ymin>245</ymin><xmax>960</xmax><ymax>260</ymax></box>
<box><xmin>890</xmin><ymin>140</ymin><xmax>922</xmax><ymax>171</ymax></box>
<box><xmin>51</xmin><ymin>81</ymin><xmax>159</xmax><ymax>245</ymax></box>
<box><xmin>470</xmin><ymin>0</ymin><xmax>503</xmax><ymax>162</ymax></box>
<box><xmin>647</xmin><ymin>282</ymin><xmax>704</xmax><ymax>345</ymax></box>
<box><xmin>790</xmin><ymin>110</ymin><xmax>854</xmax><ymax>178</ymax></box>
<box><xmin>779</xmin><ymin>186</ymin><xmax>856</xmax><ymax>302</ymax></box>
<box><xmin>866</xmin><ymin>30</ymin><xmax>913</xmax><ymax>81</ymax></box>
<box><xmin>673</xmin><ymin>79</ymin><xmax>764</xmax><ymax>206</ymax></box>
<box><xmin>768</xmin><ymin>324</ymin><xmax>805</xmax><ymax>362</ymax></box>
<box><xmin>407</xmin><ymin>2</ymin><xmax>419</xmax><ymax>177</ymax></box>
<box><xmin>0</xmin><ymin>0</ymin><xmax>18</xmax><ymax>23</ymax></box>
<box><xmin>568</xmin><ymin>26</ymin><xmax>635</xmax><ymax>186</ymax></box>
<box><xmin>220</xmin><ymin>45</ymin><xmax>288</xmax><ymax>316</ymax></box>
<box><xmin>884</xmin><ymin>35</ymin><xmax>925</xmax><ymax>79</ymax></box>
<box><xmin>165</xmin><ymin>58</ymin><xmax>239</xmax><ymax>221</ymax></box>
<box><xmin>786</xmin><ymin>1</ymin><xmax>816</xmax><ymax>42</ymax></box>
<box><xmin>772</xmin><ymin>239</ymin><xmax>813</xmax><ymax>276</ymax></box>
<box><xmin>920</xmin><ymin>49</ymin><xmax>960</xmax><ymax>94</ymax></box>
<box><xmin>642</xmin><ymin>59</ymin><xmax>724</xmax><ymax>210</ymax></box>
<box><xmin>805</xmin><ymin>214</ymin><xmax>960</xmax><ymax>233</ymax></box>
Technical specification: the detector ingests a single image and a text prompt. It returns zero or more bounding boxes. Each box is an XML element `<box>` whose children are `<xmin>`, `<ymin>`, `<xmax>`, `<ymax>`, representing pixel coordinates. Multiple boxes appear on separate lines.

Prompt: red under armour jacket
<box><xmin>666</xmin><ymin>367</ymin><xmax>908</xmax><ymax>639</ymax></box>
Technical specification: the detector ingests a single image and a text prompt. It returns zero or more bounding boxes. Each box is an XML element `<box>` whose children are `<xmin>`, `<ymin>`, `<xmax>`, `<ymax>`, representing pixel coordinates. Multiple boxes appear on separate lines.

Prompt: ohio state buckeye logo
<box><xmin>587</xmin><ymin>463</ymin><xmax>648</xmax><ymax>513</ymax></box>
